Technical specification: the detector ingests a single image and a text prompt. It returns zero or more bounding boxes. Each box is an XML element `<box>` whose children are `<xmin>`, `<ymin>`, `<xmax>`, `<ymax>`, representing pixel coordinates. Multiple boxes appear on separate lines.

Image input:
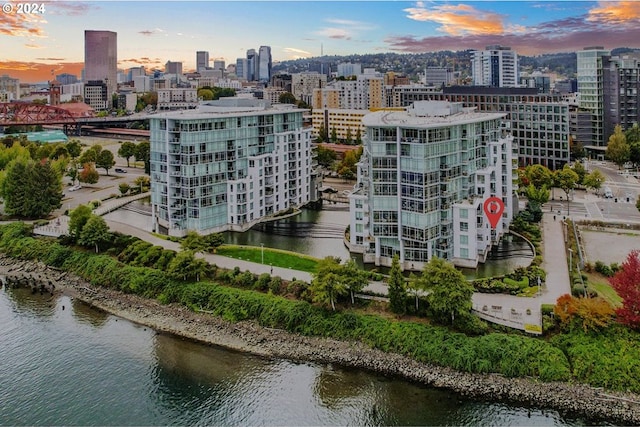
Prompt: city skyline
<box><xmin>2</xmin><ymin>1</ymin><xmax>640</xmax><ymax>83</ymax></box>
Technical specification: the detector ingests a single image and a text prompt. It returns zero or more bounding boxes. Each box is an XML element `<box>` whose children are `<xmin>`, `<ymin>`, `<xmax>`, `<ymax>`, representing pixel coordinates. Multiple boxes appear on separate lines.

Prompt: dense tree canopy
<box><xmin>1</xmin><ymin>158</ymin><xmax>63</xmax><ymax>218</ymax></box>
<box><xmin>606</xmin><ymin>125</ymin><xmax>630</xmax><ymax>168</ymax></box>
<box><xmin>388</xmin><ymin>255</ymin><xmax>407</xmax><ymax>315</ymax></box>
<box><xmin>68</xmin><ymin>204</ymin><xmax>93</xmax><ymax>238</ymax></box>
<box><xmin>418</xmin><ymin>257</ymin><xmax>474</xmax><ymax>325</ymax></box>
<box><xmin>118</xmin><ymin>141</ymin><xmax>136</xmax><ymax>167</ymax></box>
<box><xmin>310</xmin><ymin>256</ymin><xmax>348</xmax><ymax>311</ymax></box>
<box><xmin>78</xmin><ymin>215</ymin><xmax>111</xmax><ymax>253</ymax></box>
<box><xmin>609</xmin><ymin>250</ymin><xmax>640</xmax><ymax>330</ymax></box>
<box><xmin>96</xmin><ymin>149</ymin><xmax>115</xmax><ymax>175</ymax></box>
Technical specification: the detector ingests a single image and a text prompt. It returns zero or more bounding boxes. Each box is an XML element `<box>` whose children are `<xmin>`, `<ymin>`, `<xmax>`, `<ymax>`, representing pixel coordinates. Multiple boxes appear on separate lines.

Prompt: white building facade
<box><xmin>472</xmin><ymin>45</ymin><xmax>519</xmax><ymax>88</ymax></box>
<box><xmin>157</xmin><ymin>88</ymin><xmax>198</xmax><ymax>110</ymax></box>
<box><xmin>149</xmin><ymin>101</ymin><xmax>313</xmax><ymax>236</ymax></box>
<box><xmin>348</xmin><ymin>101</ymin><xmax>515</xmax><ymax>270</ymax></box>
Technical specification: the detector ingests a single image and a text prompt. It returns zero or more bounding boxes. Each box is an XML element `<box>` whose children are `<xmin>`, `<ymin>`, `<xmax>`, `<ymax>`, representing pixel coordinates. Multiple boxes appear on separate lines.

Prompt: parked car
<box><xmin>114</xmin><ymin>168</ymin><xmax>127</xmax><ymax>173</ymax></box>
<box><xmin>68</xmin><ymin>184</ymin><xmax>82</xmax><ymax>192</ymax></box>
<box><xmin>603</xmin><ymin>186</ymin><xmax>613</xmax><ymax>198</ymax></box>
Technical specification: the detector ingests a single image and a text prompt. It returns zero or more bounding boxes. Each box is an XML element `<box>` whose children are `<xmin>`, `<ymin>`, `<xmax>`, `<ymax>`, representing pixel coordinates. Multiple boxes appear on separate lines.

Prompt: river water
<box><xmin>0</xmin><ymin>286</ymin><xmax>601</xmax><ymax>426</ymax></box>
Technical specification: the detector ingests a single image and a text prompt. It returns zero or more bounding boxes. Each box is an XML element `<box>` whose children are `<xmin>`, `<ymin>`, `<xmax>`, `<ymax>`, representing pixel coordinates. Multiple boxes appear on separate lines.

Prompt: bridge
<box><xmin>0</xmin><ymin>102</ymin><xmax>151</xmax><ymax>136</ymax></box>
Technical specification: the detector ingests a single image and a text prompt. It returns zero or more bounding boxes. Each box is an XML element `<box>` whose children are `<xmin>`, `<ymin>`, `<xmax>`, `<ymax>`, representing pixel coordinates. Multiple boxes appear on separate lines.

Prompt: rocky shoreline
<box><xmin>2</xmin><ymin>254</ymin><xmax>640</xmax><ymax>425</ymax></box>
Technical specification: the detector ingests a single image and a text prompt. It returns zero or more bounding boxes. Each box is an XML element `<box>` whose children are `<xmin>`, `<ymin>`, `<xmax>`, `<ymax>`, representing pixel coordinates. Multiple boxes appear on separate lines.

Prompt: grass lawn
<box><xmin>585</xmin><ymin>272</ymin><xmax>622</xmax><ymax>307</ymax></box>
<box><xmin>216</xmin><ymin>245</ymin><xmax>320</xmax><ymax>273</ymax></box>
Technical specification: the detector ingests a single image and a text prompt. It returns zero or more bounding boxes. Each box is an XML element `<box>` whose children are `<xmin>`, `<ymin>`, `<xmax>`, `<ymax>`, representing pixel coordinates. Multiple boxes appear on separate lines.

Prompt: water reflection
<box><xmin>3</xmin><ymin>286</ymin><xmax>57</xmax><ymax>318</ymax></box>
<box><xmin>71</xmin><ymin>297</ymin><xmax>109</xmax><ymax>327</ymax></box>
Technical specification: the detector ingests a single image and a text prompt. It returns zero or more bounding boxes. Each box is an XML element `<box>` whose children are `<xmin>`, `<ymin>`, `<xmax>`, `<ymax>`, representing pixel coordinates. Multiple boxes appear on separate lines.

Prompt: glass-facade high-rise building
<box><xmin>149</xmin><ymin>100</ymin><xmax>314</xmax><ymax>236</ymax></box>
<box><xmin>84</xmin><ymin>30</ymin><xmax>117</xmax><ymax>95</ymax></box>
<box><xmin>258</xmin><ymin>46</ymin><xmax>272</xmax><ymax>83</ymax></box>
<box><xmin>348</xmin><ymin>101</ymin><xmax>515</xmax><ymax>270</ymax></box>
<box><xmin>577</xmin><ymin>46</ymin><xmax>610</xmax><ymax>147</ymax></box>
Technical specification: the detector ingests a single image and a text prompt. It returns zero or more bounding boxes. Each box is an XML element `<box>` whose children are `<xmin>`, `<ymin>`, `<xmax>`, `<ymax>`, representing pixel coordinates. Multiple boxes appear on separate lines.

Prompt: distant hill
<box><xmin>273</xmin><ymin>48</ymin><xmax>639</xmax><ymax>80</ymax></box>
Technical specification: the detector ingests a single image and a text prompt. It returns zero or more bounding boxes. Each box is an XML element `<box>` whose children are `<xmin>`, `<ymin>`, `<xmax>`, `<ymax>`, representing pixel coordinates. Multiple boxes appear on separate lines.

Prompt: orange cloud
<box><xmin>403</xmin><ymin>3</ymin><xmax>505</xmax><ymax>36</ymax></box>
<box><xmin>0</xmin><ymin>61</ymin><xmax>83</xmax><ymax>83</ymax></box>
<box><xmin>588</xmin><ymin>1</ymin><xmax>640</xmax><ymax>25</ymax></box>
<box><xmin>0</xmin><ymin>6</ymin><xmax>47</xmax><ymax>37</ymax></box>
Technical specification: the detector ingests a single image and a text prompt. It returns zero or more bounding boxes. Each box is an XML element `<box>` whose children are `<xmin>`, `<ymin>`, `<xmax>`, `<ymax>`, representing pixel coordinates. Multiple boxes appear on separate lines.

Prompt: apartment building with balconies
<box><xmin>348</xmin><ymin>101</ymin><xmax>515</xmax><ymax>270</ymax></box>
<box><xmin>149</xmin><ymin>100</ymin><xmax>313</xmax><ymax>236</ymax></box>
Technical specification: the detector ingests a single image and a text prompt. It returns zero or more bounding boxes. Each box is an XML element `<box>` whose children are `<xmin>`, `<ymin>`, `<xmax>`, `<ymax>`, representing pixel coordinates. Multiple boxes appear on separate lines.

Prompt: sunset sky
<box><xmin>2</xmin><ymin>0</ymin><xmax>640</xmax><ymax>83</ymax></box>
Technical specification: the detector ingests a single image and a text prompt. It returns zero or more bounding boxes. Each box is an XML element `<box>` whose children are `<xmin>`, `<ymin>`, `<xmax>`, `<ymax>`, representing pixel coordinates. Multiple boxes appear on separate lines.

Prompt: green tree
<box><xmin>203</xmin><ymin>233</ymin><xmax>225</xmax><ymax>253</ymax></box>
<box><xmin>78</xmin><ymin>215</ymin><xmax>111</xmax><ymax>253</ymax></box>
<box><xmin>310</xmin><ymin>256</ymin><xmax>347</xmax><ymax>311</ymax></box>
<box><xmin>135</xmin><ymin>141</ymin><xmax>150</xmax><ymax>174</ymax></box>
<box><xmin>180</xmin><ymin>231</ymin><xmax>208</xmax><ymax>253</ymax></box>
<box><xmin>79</xmin><ymin>144</ymin><xmax>102</xmax><ymax>165</ymax></box>
<box><xmin>35</xmin><ymin>144</ymin><xmax>53</xmax><ymax>160</ymax></box>
<box><xmin>197</xmin><ymin>88</ymin><xmax>214</xmax><ymax>101</ymax></box>
<box><xmin>345</xmin><ymin>127</ymin><xmax>353</xmax><ymax>145</ymax></box>
<box><xmin>342</xmin><ymin>258</ymin><xmax>368</xmax><ymax>305</ymax></box>
<box><xmin>525</xmin><ymin>184</ymin><xmax>550</xmax><ymax>205</ymax></box>
<box><xmin>419</xmin><ymin>257</ymin><xmax>474</xmax><ymax>326</ymax></box>
<box><xmin>330</xmin><ymin>127</ymin><xmax>338</xmax><ymax>143</ymax></box>
<box><xmin>407</xmin><ymin>273</ymin><xmax>426</xmax><ymax>312</ymax></box>
<box><xmin>133</xmin><ymin>175</ymin><xmax>150</xmax><ymax>193</ymax></box>
<box><xmin>583</xmin><ymin>170</ymin><xmax>605</xmax><ymax>193</ymax></box>
<box><xmin>525</xmin><ymin>164</ymin><xmax>553</xmax><ymax>189</ymax></box>
<box><xmin>96</xmin><ymin>149</ymin><xmax>115</xmax><ymax>175</ymax></box>
<box><xmin>117</xmin><ymin>141</ymin><xmax>136</xmax><ymax>167</ymax></box>
<box><xmin>336</xmin><ymin>147</ymin><xmax>362</xmax><ymax>180</ymax></box>
<box><xmin>167</xmin><ymin>250</ymin><xmax>208</xmax><ymax>281</ymax></box>
<box><xmin>50</xmin><ymin>144</ymin><xmax>69</xmax><ymax>160</ymax></box>
<box><xmin>315</xmin><ymin>145</ymin><xmax>338</xmax><ymax>168</ymax></box>
<box><xmin>66</xmin><ymin>139</ymin><xmax>82</xmax><ymax>159</ymax></box>
<box><xmin>571</xmin><ymin>161</ymin><xmax>586</xmax><ymax>185</ymax></box>
<box><xmin>355</xmin><ymin>128</ymin><xmax>362</xmax><ymax>145</ymax></box>
<box><xmin>387</xmin><ymin>254</ymin><xmax>406</xmax><ymax>315</ymax></box>
<box><xmin>1</xmin><ymin>158</ymin><xmax>63</xmax><ymax>218</ymax></box>
<box><xmin>605</xmin><ymin>125</ymin><xmax>630</xmax><ymax>169</ymax></box>
<box><xmin>118</xmin><ymin>182</ymin><xmax>130</xmax><ymax>196</ymax></box>
<box><xmin>278</xmin><ymin>92</ymin><xmax>296</xmax><ymax>104</ymax></box>
<box><xmin>554</xmin><ymin>165</ymin><xmax>579</xmax><ymax>215</ymax></box>
<box><xmin>317</xmin><ymin>124</ymin><xmax>328</xmax><ymax>143</ymax></box>
<box><xmin>570</xmin><ymin>138</ymin><xmax>586</xmax><ymax>160</ymax></box>
<box><xmin>68</xmin><ymin>204</ymin><xmax>93</xmax><ymax>238</ymax></box>
<box><xmin>78</xmin><ymin>163</ymin><xmax>99</xmax><ymax>185</ymax></box>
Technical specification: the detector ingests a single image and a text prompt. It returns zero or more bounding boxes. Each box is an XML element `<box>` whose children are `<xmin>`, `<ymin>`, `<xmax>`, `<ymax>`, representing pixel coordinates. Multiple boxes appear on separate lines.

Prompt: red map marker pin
<box><xmin>483</xmin><ymin>197</ymin><xmax>505</xmax><ymax>229</ymax></box>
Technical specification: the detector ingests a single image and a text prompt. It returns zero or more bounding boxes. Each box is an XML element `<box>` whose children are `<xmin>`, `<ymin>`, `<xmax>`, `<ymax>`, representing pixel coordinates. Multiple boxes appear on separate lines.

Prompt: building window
<box><xmin>460</xmin><ymin>222</ymin><xmax>468</xmax><ymax>231</ymax></box>
<box><xmin>460</xmin><ymin>248</ymin><xmax>469</xmax><ymax>258</ymax></box>
<box><xmin>460</xmin><ymin>235</ymin><xmax>468</xmax><ymax>245</ymax></box>
<box><xmin>460</xmin><ymin>209</ymin><xmax>468</xmax><ymax>219</ymax></box>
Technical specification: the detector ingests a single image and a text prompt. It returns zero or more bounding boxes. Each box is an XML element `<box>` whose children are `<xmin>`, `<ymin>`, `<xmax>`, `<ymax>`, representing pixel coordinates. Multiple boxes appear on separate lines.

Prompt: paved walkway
<box><xmin>32</xmin><ymin>195</ymin><xmax>574</xmax><ymax>332</ymax></box>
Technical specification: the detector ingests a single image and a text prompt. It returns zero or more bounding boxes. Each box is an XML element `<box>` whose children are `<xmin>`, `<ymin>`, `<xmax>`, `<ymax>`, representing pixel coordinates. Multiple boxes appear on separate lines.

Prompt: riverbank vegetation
<box><xmin>2</xmin><ymin>221</ymin><xmax>640</xmax><ymax>393</ymax></box>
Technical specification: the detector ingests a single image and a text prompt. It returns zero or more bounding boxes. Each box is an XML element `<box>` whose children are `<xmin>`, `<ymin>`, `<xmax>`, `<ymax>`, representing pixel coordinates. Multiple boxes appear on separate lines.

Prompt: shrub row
<box><xmin>0</xmin><ymin>223</ymin><xmax>571</xmax><ymax>382</ymax></box>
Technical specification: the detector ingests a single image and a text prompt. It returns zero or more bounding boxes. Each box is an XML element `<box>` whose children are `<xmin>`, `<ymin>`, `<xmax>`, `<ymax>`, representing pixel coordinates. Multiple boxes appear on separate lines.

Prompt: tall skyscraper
<box><xmin>471</xmin><ymin>45</ymin><xmax>518</xmax><ymax>88</ymax></box>
<box><xmin>258</xmin><ymin>46</ymin><xmax>272</xmax><ymax>83</ymax></box>
<box><xmin>84</xmin><ymin>30</ymin><xmax>117</xmax><ymax>95</ymax></box>
<box><xmin>246</xmin><ymin>49</ymin><xmax>257</xmax><ymax>81</ymax></box>
<box><xmin>165</xmin><ymin>61</ymin><xmax>183</xmax><ymax>75</ymax></box>
<box><xmin>577</xmin><ymin>46</ymin><xmax>610</xmax><ymax>147</ymax></box>
<box><xmin>236</xmin><ymin>58</ymin><xmax>248</xmax><ymax>80</ymax></box>
<box><xmin>196</xmin><ymin>51</ymin><xmax>209</xmax><ymax>72</ymax></box>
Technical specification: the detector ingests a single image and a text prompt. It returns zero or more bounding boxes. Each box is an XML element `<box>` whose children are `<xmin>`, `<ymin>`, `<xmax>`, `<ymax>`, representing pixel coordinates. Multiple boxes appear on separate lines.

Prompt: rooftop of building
<box><xmin>150</xmin><ymin>98</ymin><xmax>307</xmax><ymax>120</ymax></box>
<box><xmin>6</xmin><ymin>130</ymin><xmax>68</xmax><ymax>143</ymax></box>
<box><xmin>362</xmin><ymin>101</ymin><xmax>507</xmax><ymax>127</ymax></box>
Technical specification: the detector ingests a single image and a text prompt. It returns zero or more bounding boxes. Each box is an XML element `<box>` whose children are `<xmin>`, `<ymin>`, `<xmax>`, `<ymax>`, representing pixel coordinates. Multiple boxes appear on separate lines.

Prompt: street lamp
<box><xmin>261</xmin><ymin>243</ymin><xmax>264</xmax><ymax>264</ymax></box>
